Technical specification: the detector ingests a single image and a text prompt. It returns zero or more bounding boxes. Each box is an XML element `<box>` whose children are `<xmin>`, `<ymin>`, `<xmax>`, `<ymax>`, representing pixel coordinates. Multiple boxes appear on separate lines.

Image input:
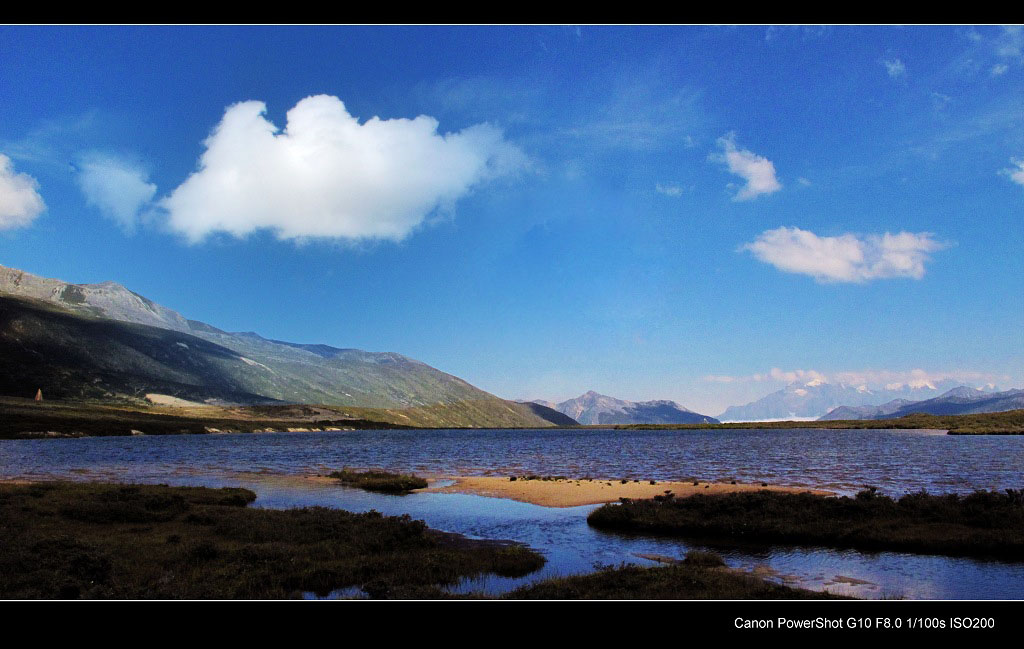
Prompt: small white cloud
<box><xmin>76</xmin><ymin>153</ymin><xmax>157</xmax><ymax>230</ymax></box>
<box><xmin>702</xmin><ymin>368</ymin><xmax>826</xmax><ymax>385</ymax></box>
<box><xmin>955</xmin><ymin>27</ymin><xmax>1023</xmax><ymax>79</ymax></box>
<box><xmin>740</xmin><ymin>226</ymin><xmax>948</xmax><ymax>283</ymax></box>
<box><xmin>704</xmin><ymin>368</ymin><xmax>1004</xmax><ymax>388</ymax></box>
<box><xmin>711</xmin><ymin>133</ymin><xmax>781</xmax><ymax>201</ymax></box>
<box><xmin>705</xmin><ymin>368</ymin><xmax>809</xmax><ymax>384</ymax></box>
<box><xmin>995</xmin><ymin>25</ymin><xmax>1023</xmax><ymax>60</ymax></box>
<box><xmin>160</xmin><ymin>95</ymin><xmax>526</xmax><ymax>242</ymax></box>
<box><xmin>930</xmin><ymin>92</ymin><xmax>952</xmax><ymax>111</ymax></box>
<box><xmin>563</xmin><ymin>158</ymin><xmax>584</xmax><ymax>181</ymax></box>
<box><xmin>883</xmin><ymin>58</ymin><xmax>906</xmax><ymax>78</ymax></box>
<box><xmin>797</xmin><ymin>177</ymin><xmax>812</xmax><ymax>186</ymax></box>
<box><xmin>655</xmin><ymin>182</ymin><xmax>684</xmax><ymax>197</ymax></box>
<box><xmin>770</xmin><ymin>368</ymin><xmax>827</xmax><ymax>384</ymax></box>
<box><xmin>1001</xmin><ymin>158</ymin><xmax>1024</xmax><ymax>186</ymax></box>
<box><xmin>702</xmin><ymin>374</ymin><xmax>738</xmax><ymax>383</ymax></box>
<box><xmin>0</xmin><ymin>154</ymin><xmax>45</xmax><ymax>230</ymax></box>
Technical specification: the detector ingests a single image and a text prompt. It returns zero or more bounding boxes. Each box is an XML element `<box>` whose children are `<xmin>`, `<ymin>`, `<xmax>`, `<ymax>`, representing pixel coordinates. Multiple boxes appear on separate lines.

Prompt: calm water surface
<box><xmin>2</xmin><ymin>427</ymin><xmax>1023</xmax><ymax>599</ymax></box>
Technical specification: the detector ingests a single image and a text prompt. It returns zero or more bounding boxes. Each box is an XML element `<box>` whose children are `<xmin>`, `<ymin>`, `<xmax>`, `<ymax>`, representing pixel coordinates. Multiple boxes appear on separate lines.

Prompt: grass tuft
<box><xmin>327</xmin><ymin>469</ymin><xmax>429</xmax><ymax>494</ymax></box>
<box><xmin>682</xmin><ymin>550</ymin><xmax>726</xmax><ymax>567</ymax></box>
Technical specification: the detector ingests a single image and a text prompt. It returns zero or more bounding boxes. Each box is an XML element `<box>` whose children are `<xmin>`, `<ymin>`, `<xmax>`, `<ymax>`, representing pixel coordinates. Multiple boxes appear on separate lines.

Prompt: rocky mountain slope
<box><xmin>534</xmin><ymin>391</ymin><xmax>719</xmax><ymax>425</ymax></box>
<box><xmin>816</xmin><ymin>399</ymin><xmax>918</xmax><ymax>421</ymax></box>
<box><xmin>0</xmin><ymin>264</ymin><xmax>556</xmax><ymax>428</ymax></box>
<box><xmin>514</xmin><ymin>402</ymin><xmax>580</xmax><ymax>426</ymax></box>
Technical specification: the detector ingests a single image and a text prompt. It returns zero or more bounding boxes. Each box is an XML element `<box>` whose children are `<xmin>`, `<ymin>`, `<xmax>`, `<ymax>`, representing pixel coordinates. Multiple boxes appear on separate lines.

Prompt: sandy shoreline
<box><xmin>419</xmin><ymin>476</ymin><xmax>832</xmax><ymax>507</ymax></box>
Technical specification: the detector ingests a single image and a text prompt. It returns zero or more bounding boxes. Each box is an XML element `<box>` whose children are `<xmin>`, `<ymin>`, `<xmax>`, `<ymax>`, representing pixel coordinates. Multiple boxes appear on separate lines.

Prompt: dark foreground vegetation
<box><xmin>328</xmin><ymin>469</ymin><xmax>429</xmax><ymax>494</ymax></box>
<box><xmin>0</xmin><ymin>482</ymin><xmax>544</xmax><ymax>599</ymax></box>
<box><xmin>0</xmin><ymin>481</ymin><xmax>859</xmax><ymax>600</ymax></box>
<box><xmin>608</xmin><ymin>409</ymin><xmax>1024</xmax><ymax>434</ymax></box>
<box><xmin>588</xmin><ymin>488</ymin><xmax>1024</xmax><ymax>559</ymax></box>
<box><xmin>507</xmin><ymin>551</ymin><xmax>847</xmax><ymax>600</ymax></box>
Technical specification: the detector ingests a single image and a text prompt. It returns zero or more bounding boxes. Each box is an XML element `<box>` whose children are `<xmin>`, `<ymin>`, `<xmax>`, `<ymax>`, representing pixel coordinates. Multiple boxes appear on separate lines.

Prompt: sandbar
<box><xmin>422</xmin><ymin>476</ymin><xmax>832</xmax><ymax>508</ymax></box>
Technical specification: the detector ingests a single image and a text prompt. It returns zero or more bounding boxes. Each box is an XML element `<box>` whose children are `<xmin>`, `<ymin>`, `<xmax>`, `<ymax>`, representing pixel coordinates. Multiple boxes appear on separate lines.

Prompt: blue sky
<box><xmin>1</xmin><ymin>25</ymin><xmax>1022</xmax><ymax>415</ymax></box>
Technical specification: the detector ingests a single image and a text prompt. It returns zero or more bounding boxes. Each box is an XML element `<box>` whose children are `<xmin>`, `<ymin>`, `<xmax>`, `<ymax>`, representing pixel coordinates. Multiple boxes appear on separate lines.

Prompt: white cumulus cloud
<box><xmin>883</xmin><ymin>58</ymin><xmax>906</xmax><ymax>78</ymax></box>
<box><xmin>712</xmin><ymin>134</ymin><xmax>781</xmax><ymax>201</ymax></box>
<box><xmin>1002</xmin><ymin>158</ymin><xmax>1024</xmax><ymax>186</ymax></box>
<box><xmin>741</xmin><ymin>226</ymin><xmax>948</xmax><ymax>283</ymax></box>
<box><xmin>0</xmin><ymin>154</ymin><xmax>45</xmax><ymax>230</ymax></box>
<box><xmin>76</xmin><ymin>153</ymin><xmax>157</xmax><ymax>230</ymax></box>
<box><xmin>655</xmin><ymin>182</ymin><xmax>684</xmax><ymax>197</ymax></box>
<box><xmin>160</xmin><ymin>95</ymin><xmax>526</xmax><ymax>242</ymax></box>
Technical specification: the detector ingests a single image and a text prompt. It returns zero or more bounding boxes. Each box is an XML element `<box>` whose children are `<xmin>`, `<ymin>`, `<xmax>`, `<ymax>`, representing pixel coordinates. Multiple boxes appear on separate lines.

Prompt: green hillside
<box><xmin>0</xmin><ymin>293</ymin><xmax>552</xmax><ymax>428</ymax></box>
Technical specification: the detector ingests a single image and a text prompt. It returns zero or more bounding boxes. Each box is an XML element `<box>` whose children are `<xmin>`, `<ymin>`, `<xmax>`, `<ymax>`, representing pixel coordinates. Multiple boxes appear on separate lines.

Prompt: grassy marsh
<box><xmin>588</xmin><ymin>488</ymin><xmax>1024</xmax><ymax>559</ymax></box>
<box><xmin>0</xmin><ymin>481</ymin><xmax>544</xmax><ymax>599</ymax></box>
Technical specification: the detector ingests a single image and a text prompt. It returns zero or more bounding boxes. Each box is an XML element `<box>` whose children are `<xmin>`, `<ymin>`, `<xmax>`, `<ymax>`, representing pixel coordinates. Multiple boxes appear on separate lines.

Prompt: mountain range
<box><xmin>531</xmin><ymin>391</ymin><xmax>719</xmax><ymax>425</ymax></box>
<box><xmin>3</xmin><ymin>263</ymin><xmax>1017</xmax><ymax>429</ymax></box>
<box><xmin>819</xmin><ymin>387</ymin><xmax>1024</xmax><ymax>421</ymax></box>
<box><xmin>716</xmin><ymin>378</ymin><xmax>995</xmax><ymax>421</ymax></box>
<box><xmin>0</xmin><ymin>263</ymin><xmax>567</xmax><ymax>428</ymax></box>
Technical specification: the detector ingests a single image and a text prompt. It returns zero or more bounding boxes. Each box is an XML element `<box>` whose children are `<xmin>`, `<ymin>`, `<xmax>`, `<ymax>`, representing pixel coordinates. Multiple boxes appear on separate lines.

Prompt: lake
<box><xmin>2</xmin><ymin>427</ymin><xmax>1023</xmax><ymax>599</ymax></box>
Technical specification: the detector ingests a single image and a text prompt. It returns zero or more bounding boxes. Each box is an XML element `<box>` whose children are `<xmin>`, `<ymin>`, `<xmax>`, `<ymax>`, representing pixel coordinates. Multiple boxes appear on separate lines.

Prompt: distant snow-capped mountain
<box><xmin>533</xmin><ymin>391</ymin><xmax>720</xmax><ymax>425</ymax></box>
<box><xmin>717</xmin><ymin>379</ymin><xmax>990</xmax><ymax>422</ymax></box>
<box><xmin>819</xmin><ymin>387</ymin><xmax>1024</xmax><ymax>421</ymax></box>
